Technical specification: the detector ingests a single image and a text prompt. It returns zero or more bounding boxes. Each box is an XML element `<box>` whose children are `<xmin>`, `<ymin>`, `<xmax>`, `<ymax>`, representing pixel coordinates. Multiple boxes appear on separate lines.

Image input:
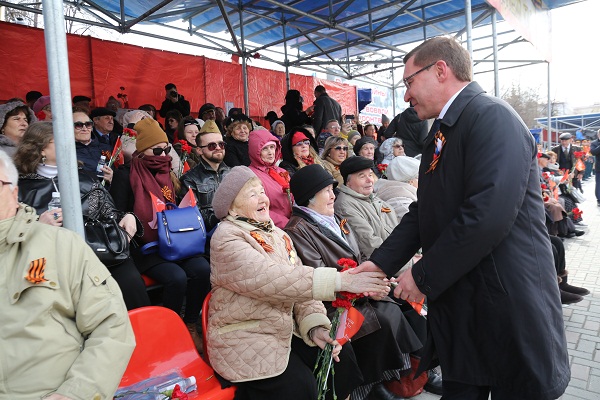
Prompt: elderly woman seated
<box><xmin>208</xmin><ymin>166</ymin><xmax>390</xmax><ymax>400</ymax></box>
<box><xmin>334</xmin><ymin>156</ymin><xmax>398</xmax><ymax>258</ymax></box>
<box><xmin>378</xmin><ymin>137</ymin><xmax>405</xmax><ymax>165</ymax></box>
<box><xmin>374</xmin><ymin>156</ymin><xmax>420</xmax><ymax>221</ymax></box>
<box><xmin>320</xmin><ymin>136</ymin><xmax>349</xmax><ymax>186</ymax></box>
<box><xmin>280</xmin><ymin>127</ymin><xmax>322</xmax><ymax>176</ymax></box>
<box><xmin>285</xmin><ymin>164</ymin><xmax>422</xmax><ymax>400</ymax></box>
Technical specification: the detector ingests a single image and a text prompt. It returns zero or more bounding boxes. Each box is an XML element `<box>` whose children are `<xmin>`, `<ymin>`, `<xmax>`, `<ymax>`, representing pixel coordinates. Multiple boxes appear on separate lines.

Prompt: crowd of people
<box><xmin>0</xmin><ymin>36</ymin><xmax>591</xmax><ymax>400</ymax></box>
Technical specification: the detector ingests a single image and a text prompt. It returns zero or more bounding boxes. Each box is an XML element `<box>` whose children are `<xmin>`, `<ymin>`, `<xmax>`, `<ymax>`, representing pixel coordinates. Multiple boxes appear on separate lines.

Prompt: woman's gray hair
<box><xmin>0</xmin><ymin>149</ymin><xmax>18</xmax><ymax>188</ymax></box>
<box><xmin>379</xmin><ymin>137</ymin><xmax>403</xmax><ymax>158</ymax></box>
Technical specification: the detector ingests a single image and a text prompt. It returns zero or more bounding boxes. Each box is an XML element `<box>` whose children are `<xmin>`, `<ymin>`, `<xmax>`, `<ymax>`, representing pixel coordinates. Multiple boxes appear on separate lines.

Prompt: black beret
<box><xmin>340</xmin><ymin>156</ymin><xmax>374</xmax><ymax>184</ymax></box>
<box><xmin>199</xmin><ymin>103</ymin><xmax>216</xmax><ymax>116</ymax></box>
<box><xmin>290</xmin><ymin>164</ymin><xmax>337</xmax><ymax>207</ymax></box>
<box><xmin>73</xmin><ymin>95</ymin><xmax>91</xmax><ymax>103</ymax></box>
<box><xmin>353</xmin><ymin>136</ymin><xmax>378</xmax><ymax>155</ymax></box>
<box><xmin>90</xmin><ymin>107</ymin><xmax>116</xmax><ymax>118</ymax></box>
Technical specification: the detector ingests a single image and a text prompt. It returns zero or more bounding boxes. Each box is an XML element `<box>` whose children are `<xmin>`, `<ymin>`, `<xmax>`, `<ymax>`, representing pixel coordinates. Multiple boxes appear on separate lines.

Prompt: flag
<box><xmin>335</xmin><ymin>307</ymin><xmax>364</xmax><ymax>345</ymax></box>
<box><xmin>108</xmin><ymin>136</ymin><xmax>124</xmax><ymax>168</ymax></box>
<box><xmin>179</xmin><ymin>188</ymin><xmax>197</xmax><ymax>208</ymax></box>
<box><xmin>149</xmin><ymin>192</ymin><xmax>166</xmax><ymax>229</ymax></box>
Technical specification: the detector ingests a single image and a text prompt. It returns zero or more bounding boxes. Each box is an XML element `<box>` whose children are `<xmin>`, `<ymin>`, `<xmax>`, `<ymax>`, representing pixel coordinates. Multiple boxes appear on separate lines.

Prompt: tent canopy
<box><xmin>536</xmin><ymin>113</ymin><xmax>600</xmax><ymax>137</ymax></box>
<box><xmin>1</xmin><ymin>0</ymin><xmax>584</xmax><ymax>83</ymax></box>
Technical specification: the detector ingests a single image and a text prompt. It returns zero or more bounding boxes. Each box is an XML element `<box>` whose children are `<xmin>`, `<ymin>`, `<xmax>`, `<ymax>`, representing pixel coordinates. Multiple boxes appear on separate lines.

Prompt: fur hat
<box><xmin>90</xmin><ymin>107</ymin><xmax>116</xmax><ymax>119</ymax></box>
<box><xmin>340</xmin><ymin>156</ymin><xmax>374</xmax><ymax>184</ymax></box>
<box><xmin>387</xmin><ymin>156</ymin><xmax>420</xmax><ymax>183</ymax></box>
<box><xmin>0</xmin><ymin>101</ymin><xmax>36</xmax><ymax>129</ymax></box>
<box><xmin>199</xmin><ymin>119</ymin><xmax>221</xmax><ymax>134</ymax></box>
<box><xmin>212</xmin><ymin>166</ymin><xmax>257</xmax><ymax>220</ymax></box>
<box><xmin>134</xmin><ymin>118</ymin><xmax>169</xmax><ymax>152</ymax></box>
<box><xmin>290</xmin><ymin>164</ymin><xmax>337</xmax><ymax>206</ymax></box>
<box><xmin>32</xmin><ymin>96</ymin><xmax>51</xmax><ymax>114</ymax></box>
<box><xmin>199</xmin><ymin>103</ymin><xmax>216</xmax><ymax>117</ymax></box>
<box><xmin>353</xmin><ymin>136</ymin><xmax>378</xmax><ymax>155</ymax></box>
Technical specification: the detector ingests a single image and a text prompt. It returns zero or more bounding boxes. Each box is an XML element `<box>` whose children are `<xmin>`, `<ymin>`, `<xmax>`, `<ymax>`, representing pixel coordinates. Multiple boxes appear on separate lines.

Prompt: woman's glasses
<box><xmin>334</xmin><ymin>146</ymin><xmax>349</xmax><ymax>151</ymax></box>
<box><xmin>74</xmin><ymin>121</ymin><xmax>93</xmax><ymax>130</ymax></box>
<box><xmin>199</xmin><ymin>141</ymin><xmax>226</xmax><ymax>151</ymax></box>
<box><xmin>152</xmin><ymin>146</ymin><xmax>172</xmax><ymax>156</ymax></box>
<box><xmin>392</xmin><ymin>144</ymin><xmax>404</xmax><ymax>149</ymax></box>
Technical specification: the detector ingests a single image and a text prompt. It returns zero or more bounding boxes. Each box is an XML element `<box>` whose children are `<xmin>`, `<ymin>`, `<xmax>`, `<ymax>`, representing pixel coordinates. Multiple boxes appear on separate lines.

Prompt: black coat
<box><xmin>223</xmin><ymin>137</ymin><xmax>251</xmax><ymax>167</ymax></box>
<box><xmin>75</xmin><ymin>138</ymin><xmax>112</xmax><ymax>174</ymax></box>
<box><xmin>312</xmin><ymin>93</ymin><xmax>342</xmax><ymax>135</ymax></box>
<box><xmin>370</xmin><ymin>82</ymin><xmax>569</xmax><ymax>399</ymax></box>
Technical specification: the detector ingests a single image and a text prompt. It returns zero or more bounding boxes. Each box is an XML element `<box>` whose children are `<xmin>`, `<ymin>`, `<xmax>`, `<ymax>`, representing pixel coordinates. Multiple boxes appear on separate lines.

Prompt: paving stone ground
<box><xmin>411</xmin><ymin>178</ymin><xmax>600</xmax><ymax>400</ymax></box>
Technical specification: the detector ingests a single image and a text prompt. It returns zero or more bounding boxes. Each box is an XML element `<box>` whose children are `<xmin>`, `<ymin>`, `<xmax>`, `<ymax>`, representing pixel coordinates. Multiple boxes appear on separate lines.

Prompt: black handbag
<box><xmin>82</xmin><ymin>188</ymin><xmax>130</xmax><ymax>267</ymax></box>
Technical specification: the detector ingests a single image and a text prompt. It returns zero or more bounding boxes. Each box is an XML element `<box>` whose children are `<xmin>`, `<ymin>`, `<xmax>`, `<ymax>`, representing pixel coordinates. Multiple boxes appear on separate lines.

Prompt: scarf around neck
<box><xmin>130</xmin><ymin>153</ymin><xmax>174</xmax><ymax>243</ymax></box>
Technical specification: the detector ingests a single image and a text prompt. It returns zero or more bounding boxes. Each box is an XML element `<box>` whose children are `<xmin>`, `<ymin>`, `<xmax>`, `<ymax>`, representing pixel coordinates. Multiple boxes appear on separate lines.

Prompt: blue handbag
<box><xmin>142</xmin><ymin>203</ymin><xmax>206</xmax><ymax>261</ymax></box>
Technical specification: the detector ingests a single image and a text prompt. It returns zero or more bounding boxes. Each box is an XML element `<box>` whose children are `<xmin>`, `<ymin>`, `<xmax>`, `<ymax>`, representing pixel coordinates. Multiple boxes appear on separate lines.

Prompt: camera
<box><xmin>169</xmin><ymin>89</ymin><xmax>178</xmax><ymax>99</ymax></box>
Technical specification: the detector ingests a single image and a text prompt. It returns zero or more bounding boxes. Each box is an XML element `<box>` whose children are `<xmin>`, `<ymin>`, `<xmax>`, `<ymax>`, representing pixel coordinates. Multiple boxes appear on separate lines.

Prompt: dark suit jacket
<box><xmin>551</xmin><ymin>144</ymin><xmax>582</xmax><ymax>171</ymax></box>
<box><xmin>370</xmin><ymin>82</ymin><xmax>569</xmax><ymax>399</ymax></box>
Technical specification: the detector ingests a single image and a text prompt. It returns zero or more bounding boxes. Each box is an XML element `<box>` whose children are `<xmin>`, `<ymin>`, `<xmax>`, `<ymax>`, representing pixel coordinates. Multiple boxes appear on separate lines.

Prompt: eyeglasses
<box><xmin>333</xmin><ymin>146</ymin><xmax>349</xmax><ymax>151</ymax></box>
<box><xmin>403</xmin><ymin>62</ymin><xmax>436</xmax><ymax>89</ymax></box>
<box><xmin>151</xmin><ymin>146</ymin><xmax>172</xmax><ymax>156</ymax></box>
<box><xmin>0</xmin><ymin>180</ymin><xmax>13</xmax><ymax>189</ymax></box>
<box><xmin>293</xmin><ymin>140</ymin><xmax>311</xmax><ymax>147</ymax></box>
<box><xmin>199</xmin><ymin>141</ymin><xmax>226</xmax><ymax>151</ymax></box>
<box><xmin>74</xmin><ymin>121</ymin><xmax>93</xmax><ymax>130</ymax></box>
<box><xmin>392</xmin><ymin>144</ymin><xmax>404</xmax><ymax>149</ymax></box>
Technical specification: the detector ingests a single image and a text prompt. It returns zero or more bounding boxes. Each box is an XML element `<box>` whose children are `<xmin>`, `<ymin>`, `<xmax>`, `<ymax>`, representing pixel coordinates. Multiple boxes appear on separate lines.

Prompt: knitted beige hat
<box><xmin>134</xmin><ymin>118</ymin><xmax>169</xmax><ymax>152</ymax></box>
<box><xmin>212</xmin><ymin>166</ymin><xmax>258</xmax><ymax>220</ymax></box>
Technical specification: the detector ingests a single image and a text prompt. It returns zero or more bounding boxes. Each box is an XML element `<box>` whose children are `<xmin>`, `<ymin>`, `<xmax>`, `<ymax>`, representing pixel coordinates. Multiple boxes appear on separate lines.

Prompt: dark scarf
<box><xmin>130</xmin><ymin>153</ymin><xmax>174</xmax><ymax>243</ymax></box>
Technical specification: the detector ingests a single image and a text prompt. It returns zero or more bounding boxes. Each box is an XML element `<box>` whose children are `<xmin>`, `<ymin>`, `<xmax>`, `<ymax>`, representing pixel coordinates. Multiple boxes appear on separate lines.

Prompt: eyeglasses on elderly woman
<box><xmin>74</xmin><ymin>121</ymin><xmax>93</xmax><ymax>130</ymax></box>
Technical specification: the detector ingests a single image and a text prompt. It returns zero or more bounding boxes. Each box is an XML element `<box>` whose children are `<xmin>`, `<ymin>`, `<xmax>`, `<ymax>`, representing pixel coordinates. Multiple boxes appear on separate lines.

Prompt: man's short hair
<box><xmin>0</xmin><ymin>149</ymin><xmax>18</xmax><ymax>188</ymax></box>
<box><xmin>165</xmin><ymin>83</ymin><xmax>177</xmax><ymax>91</ymax></box>
<box><xmin>325</xmin><ymin>119</ymin><xmax>340</xmax><ymax>127</ymax></box>
<box><xmin>26</xmin><ymin>91</ymin><xmax>43</xmax><ymax>104</ymax></box>
<box><xmin>314</xmin><ymin>85</ymin><xmax>326</xmax><ymax>94</ymax></box>
<box><xmin>403</xmin><ymin>36</ymin><xmax>472</xmax><ymax>82</ymax></box>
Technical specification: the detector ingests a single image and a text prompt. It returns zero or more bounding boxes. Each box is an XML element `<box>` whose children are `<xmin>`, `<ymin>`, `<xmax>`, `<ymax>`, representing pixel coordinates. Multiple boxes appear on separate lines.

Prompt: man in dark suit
<box><xmin>552</xmin><ymin>132</ymin><xmax>583</xmax><ymax>191</ymax></box>
<box><xmin>356</xmin><ymin>37</ymin><xmax>569</xmax><ymax>399</ymax></box>
<box><xmin>90</xmin><ymin>107</ymin><xmax>120</xmax><ymax>149</ymax></box>
<box><xmin>310</xmin><ymin>85</ymin><xmax>342</xmax><ymax>136</ymax></box>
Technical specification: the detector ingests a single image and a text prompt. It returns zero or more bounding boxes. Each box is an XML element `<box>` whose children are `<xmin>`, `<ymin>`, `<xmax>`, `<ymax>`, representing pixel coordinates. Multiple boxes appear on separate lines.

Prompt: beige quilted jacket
<box><xmin>208</xmin><ymin>217</ymin><xmax>339</xmax><ymax>382</ymax></box>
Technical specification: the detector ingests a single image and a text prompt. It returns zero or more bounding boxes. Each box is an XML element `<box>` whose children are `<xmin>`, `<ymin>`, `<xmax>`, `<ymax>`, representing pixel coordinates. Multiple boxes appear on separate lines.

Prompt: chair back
<box><xmin>119</xmin><ymin>306</ymin><xmax>235</xmax><ymax>400</ymax></box>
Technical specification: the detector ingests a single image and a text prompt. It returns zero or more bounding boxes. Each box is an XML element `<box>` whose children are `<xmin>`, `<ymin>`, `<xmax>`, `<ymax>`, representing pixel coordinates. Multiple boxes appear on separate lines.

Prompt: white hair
<box><xmin>0</xmin><ymin>149</ymin><xmax>18</xmax><ymax>188</ymax></box>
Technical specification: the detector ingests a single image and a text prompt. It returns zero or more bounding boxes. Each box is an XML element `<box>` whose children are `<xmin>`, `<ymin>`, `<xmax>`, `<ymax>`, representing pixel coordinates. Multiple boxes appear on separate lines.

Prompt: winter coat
<box><xmin>334</xmin><ymin>185</ymin><xmax>398</xmax><ymax>258</ymax></box>
<box><xmin>75</xmin><ymin>138</ymin><xmax>113</xmax><ymax>174</ymax></box>
<box><xmin>280</xmin><ymin>104</ymin><xmax>311</xmax><ymax>133</ymax></box>
<box><xmin>370</xmin><ymin>82</ymin><xmax>570</xmax><ymax>399</ymax></box>
<box><xmin>0</xmin><ymin>204</ymin><xmax>135</xmax><ymax>400</ymax></box>
<box><xmin>589</xmin><ymin>138</ymin><xmax>600</xmax><ymax>172</ymax></box>
<box><xmin>381</xmin><ymin>107</ymin><xmax>428</xmax><ymax>157</ymax></box>
<box><xmin>248</xmin><ymin>129</ymin><xmax>293</xmax><ymax>228</ymax></box>
<box><xmin>321</xmin><ymin>157</ymin><xmax>343</xmax><ymax>186</ymax></box>
<box><xmin>373</xmin><ymin>179</ymin><xmax>417</xmax><ymax>221</ymax></box>
<box><xmin>312</xmin><ymin>93</ymin><xmax>342</xmax><ymax>136</ymax></box>
<box><xmin>180</xmin><ymin>158</ymin><xmax>231</xmax><ymax>231</ymax></box>
<box><xmin>159</xmin><ymin>94</ymin><xmax>191</xmax><ymax>118</ymax></box>
<box><xmin>223</xmin><ymin>136</ymin><xmax>251</xmax><ymax>167</ymax></box>
<box><xmin>207</xmin><ymin>217</ymin><xmax>338</xmax><ymax>382</ymax></box>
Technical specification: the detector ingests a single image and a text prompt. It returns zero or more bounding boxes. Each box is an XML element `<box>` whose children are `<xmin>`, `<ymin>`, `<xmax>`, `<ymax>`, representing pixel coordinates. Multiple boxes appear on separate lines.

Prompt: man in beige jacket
<box><xmin>0</xmin><ymin>149</ymin><xmax>135</xmax><ymax>400</ymax></box>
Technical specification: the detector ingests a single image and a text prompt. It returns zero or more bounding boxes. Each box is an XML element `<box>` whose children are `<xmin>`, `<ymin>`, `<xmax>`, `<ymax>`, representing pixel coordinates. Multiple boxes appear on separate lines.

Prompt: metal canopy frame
<box><xmin>1</xmin><ymin>0</ymin><xmax>583</xmax><ymax>89</ymax></box>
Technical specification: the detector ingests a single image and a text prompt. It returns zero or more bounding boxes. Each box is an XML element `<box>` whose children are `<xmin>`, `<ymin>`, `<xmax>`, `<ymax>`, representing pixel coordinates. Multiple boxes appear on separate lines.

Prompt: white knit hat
<box><xmin>387</xmin><ymin>156</ymin><xmax>420</xmax><ymax>182</ymax></box>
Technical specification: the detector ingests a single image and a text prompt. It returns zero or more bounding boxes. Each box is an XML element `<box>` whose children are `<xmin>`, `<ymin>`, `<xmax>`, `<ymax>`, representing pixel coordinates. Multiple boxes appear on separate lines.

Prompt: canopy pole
<box><xmin>283</xmin><ymin>18</ymin><xmax>290</xmax><ymax>91</ymax></box>
<box><xmin>491</xmin><ymin>9</ymin><xmax>499</xmax><ymax>97</ymax></box>
<box><xmin>391</xmin><ymin>51</ymin><xmax>396</xmax><ymax>116</ymax></box>
<box><xmin>41</xmin><ymin>0</ymin><xmax>84</xmax><ymax>236</ymax></box>
<box><xmin>239</xmin><ymin>3</ymin><xmax>250</xmax><ymax>115</ymax></box>
<box><xmin>464</xmin><ymin>0</ymin><xmax>473</xmax><ymax>75</ymax></box>
<box><xmin>547</xmin><ymin>61</ymin><xmax>552</xmax><ymax>149</ymax></box>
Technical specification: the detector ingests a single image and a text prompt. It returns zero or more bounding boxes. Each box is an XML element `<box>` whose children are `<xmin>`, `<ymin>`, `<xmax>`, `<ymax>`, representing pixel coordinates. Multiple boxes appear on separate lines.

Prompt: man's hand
<box><xmin>349</xmin><ymin>260</ymin><xmax>383</xmax><ymax>274</ymax></box>
<box><xmin>391</xmin><ymin>267</ymin><xmax>425</xmax><ymax>303</ymax></box>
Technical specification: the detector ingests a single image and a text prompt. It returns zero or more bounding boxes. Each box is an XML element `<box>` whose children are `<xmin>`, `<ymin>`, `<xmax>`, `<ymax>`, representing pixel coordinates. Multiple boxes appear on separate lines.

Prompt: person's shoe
<box><xmin>597</xmin><ymin>201</ymin><xmax>600</xmax><ymax>207</ymax></box>
<box><xmin>574</xmin><ymin>230</ymin><xmax>585</xmax><ymax>237</ymax></box>
<box><xmin>562</xmin><ymin>232</ymin><xmax>576</xmax><ymax>239</ymax></box>
<box><xmin>186</xmin><ymin>322</ymin><xmax>204</xmax><ymax>355</ymax></box>
<box><xmin>560</xmin><ymin>289</ymin><xmax>583</xmax><ymax>305</ymax></box>
<box><xmin>574</xmin><ymin>221</ymin><xmax>587</xmax><ymax>227</ymax></box>
<box><xmin>369</xmin><ymin>383</ymin><xmax>407</xmax><ymax>400</ymax></box>
<box><xmin>559</xmin><ymin>273</ymin><xmax>590</xmax><ymax>296</ymax></box>
<box><xmin>424</xmin><ymin>368</ymin><xmax>443</xmax><ymax>395</ymax></box>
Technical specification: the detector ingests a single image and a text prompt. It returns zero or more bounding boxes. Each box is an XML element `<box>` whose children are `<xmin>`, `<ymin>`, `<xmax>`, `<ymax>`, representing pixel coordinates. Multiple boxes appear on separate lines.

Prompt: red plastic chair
<box><xmin>119</xmin><ymin>306</ymin><xmax>235</xmax><ymax>400</ymax></box>
<box><xmin>201</xmin><ymin>292</ymin><xmax>212</xmax><ymax>366</ymax></box>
